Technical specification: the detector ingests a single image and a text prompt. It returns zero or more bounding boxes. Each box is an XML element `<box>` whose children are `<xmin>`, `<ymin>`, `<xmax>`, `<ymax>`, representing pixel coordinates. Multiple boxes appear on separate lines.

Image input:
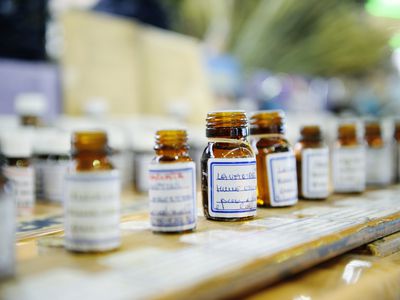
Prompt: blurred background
<box><xmin>1</xmin><ymin>0</ymin><xmax>400</xmax><ymax>163</ymax></box>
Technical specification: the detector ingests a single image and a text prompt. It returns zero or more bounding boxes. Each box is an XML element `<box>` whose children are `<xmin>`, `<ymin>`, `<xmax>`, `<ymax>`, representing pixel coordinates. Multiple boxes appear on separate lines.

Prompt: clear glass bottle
<box><xmin>148</xmin><ymin>130</ymin><xmax>196</xmax><ymax>233</ymax></box>
<box><xmin>332</xmin><ymin>122</ymin><xmax>366</xmax><ymax>193</ymax></box>
<box><xmin>364</xmin><ymin>120</ymin><xmax>391</xmax><ymax>186</ymax></box>
<box><xmin>0</xmin><ymin>171</ymin><xmax>15</xmax><ymax>280</ymax></box>
<box><xmin>2</xmin><ymin>133</ymin><xmax>35</xmax><ymax>216</ymax></box>
<box><xmin>250</xmin><ymin>110</ymin><xmax>298</xmax><ymax>207</ymax></box>
<box><xmin>294</xmin><ymin>125</ymin><xmax>330</xmax><ymax>200</ymax></box>
<box><xmin>64</xmin><ymin>131</ymin><xmax>120</xmax><ymax>252</ymax></box>
<box><xmin>201</xmin><ymin>111</ymin><xmax>257</xmax><ymax>221</ymax></box>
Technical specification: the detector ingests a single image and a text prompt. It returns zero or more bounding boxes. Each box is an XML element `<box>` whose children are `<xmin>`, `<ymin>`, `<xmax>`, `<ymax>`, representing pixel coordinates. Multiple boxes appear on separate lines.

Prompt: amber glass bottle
<box><xmin>332</xmin><ymin>122</ymin><xmax>365</xmax><ymax>193</ymax></box>
<box><xmin>394</xmin><ymin>122</ymin><xmax>400</xmax><ymax>182</ymax></box>
<box><xmin>64</xmin><ymin>131</ymin><xmax>120</xmax><ymax>252</ymax></box>
<box><xmin>201</xmin><ymin>111</ymin><xmax>257</xmax><ymax>221</ymax></box>
<box><xmin>364</xmin><ymin>121</ymin><xmax>391</xmax><ymax>186</ymax></box>
<box><xmin>294</xmin><ymin>126</ymin><xmax>330</xmax><ymax>200</ymax></box>
<box><xmin>148</xmin><ymin>130</ymin><xmax>196</xmax><ymax>233</ymax></box>
<box><xmin>250</xmin><ymin>110</ymin><xmax>297</xmax><ymax>207</ymax></box>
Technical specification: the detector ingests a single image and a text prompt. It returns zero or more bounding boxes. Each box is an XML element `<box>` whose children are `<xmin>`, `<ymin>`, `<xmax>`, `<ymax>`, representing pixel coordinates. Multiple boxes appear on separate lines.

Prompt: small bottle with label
<box><xmin>0</xmin><ymin>171</ymin><xmax>15</xmax><ymax>280</ymax></box>
<box><xmin>64</xmin><ymin>131</ymin><xmax>120</xmax><ymax>252</ymax></box>
<box><xmin>201</xmin><ymin>111</ymin><xmax>257</xmax><ymax>221</ymax></box>
<box><xmin>42</xmin><ymin>132</ymin><xmax>70</xmax><ymax>202</ymax></box>
<box><xmin>148</xmin><ymin>130</ymin><xmax>196</xmax><ymax>232</ymax></box>
<box><xmin>2</xmin><ymin>133</ymin><xmax>35</xmax><ymax>216</ymax></box>
<box><xmin>14</xmin><ymin>93</ymin><xmax>47</xmax><ymax>127</ymax></box>
<box><xmin>250</xmin><ymin>110</ymin><xmax>298</xmax><ymax>207</ymax></box>
<box><xmin>394</xmin><ymin>121</ymin><xmax>400</xmax><ymax>182</ymax></box>
<box><xmin>332</xmin><ymin>122</ymin><xmax>366</xmax><ymax>193</ymax></box>
<box><xmin>294</xmin><ymin>126</ymin><xmax>330</xmax><ymax>200</ymax></box>
<box><xmin>364</xmin><ymin>120</ymin><xmax>391</xmax><ymax>186</ymax></box>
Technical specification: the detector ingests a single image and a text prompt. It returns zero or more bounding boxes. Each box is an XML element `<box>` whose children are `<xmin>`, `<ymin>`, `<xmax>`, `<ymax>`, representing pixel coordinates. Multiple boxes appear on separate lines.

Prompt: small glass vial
<box><xmin>64</xmin><ymin>131</ymin><xmax>120</xmax><ymax>252</ymax></box>
<box><xmin>332</xmin><ymin>122</ymin><xmax>366</xmax><ymax>193</ymax></box>
<box><xmin>394</xmin><ymin>121</ymin><xmax>400</xmax><ymax>182</ymax></box>
<box><xmin>294</xmin><ymin>126</ymin><xmax>330</xmax><ymax>200</ymax></box>
<box><xmin>364</xmin><ymin>120</ymin><xmax>391</xmax><ymax>186</ymax></box>
<box><xmin>0</xmin><ymin>171</ymin><xmax>15</xmax><ymax>280</ymax></box>
<box><xmin>201</xmin><ymin>111</ymin><xmax>257</xmax><ymax>221</ymax></box>
<box><xmin>148</xmin><ymin>130</ymin><xmax>196</xmax><ymax>233</ymax></box>
<box><xmin>250</xmin><ymin>110</ymin><xmax>298</xmax><ymax>207</ymax></box>
<box><xmin>42</xmin><ymin>132</ymin><xmax>70</xmax><ymax>202</ymax></box>
<box><xmin>2</xmin><ymin>133</ymin><xmax>35</xmax><ymax>216</ymax></box>
<box><xmin>14</xmin><ymin>93</ymin><xmax>47</xmax><ymax>127</ymax></box>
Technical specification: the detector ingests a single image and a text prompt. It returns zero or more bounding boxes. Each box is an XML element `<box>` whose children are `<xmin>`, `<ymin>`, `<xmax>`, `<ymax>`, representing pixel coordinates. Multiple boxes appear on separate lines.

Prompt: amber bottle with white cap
<box><xmin>14</xmin><ymin>93</ymin><xmax>47</xmax><ymax>127</ymax></box>
<box><xmin>64</xmin><ymin>131</ymin><xmax>120</xmax><ymax>252</ymax></box>
<box><xmin>2</xmin><ymin>133</ymin><xmax>35</xmax><ymax>215</ymax></box>
<box><xmin>201</xmin><ymin>111</ymin><xmax>257</xmax><ymax>221</ymax></box>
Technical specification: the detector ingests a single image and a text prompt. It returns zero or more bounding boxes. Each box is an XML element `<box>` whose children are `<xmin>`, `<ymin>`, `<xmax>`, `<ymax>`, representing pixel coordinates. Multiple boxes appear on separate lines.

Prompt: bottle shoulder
<box><xmin>202</xmin><ymin>142</ymin><xmax>254</xmax><ymax>159</ymax></box>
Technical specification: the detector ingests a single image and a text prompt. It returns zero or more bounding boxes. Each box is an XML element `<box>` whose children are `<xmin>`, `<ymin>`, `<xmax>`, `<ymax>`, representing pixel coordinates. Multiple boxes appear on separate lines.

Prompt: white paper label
<box><xmin>64</xmin><ymin>170</ymin><xmax>121</xmax><ymax>252</ymax></box>
<box><xmin>301</xmin><ymin>148</ymin><xmax>330</xmax><ymax>199</ymax></box>
<box><xmin>42</xmin><ymin>161</ymin><xmax>69</xmax><ymax>202</ymax></box>
<box><xmin>135</xmin><ymin>153</ymin><xmax>154</xmax><ymax>193</ymax></box>
<box><xmin>3</xmin><ymin>166</ymin><xmax>35</xmax><ymax>215</ymax></box>
<box><xmin>398</xmin><ymin>145</ymin><xmax>400</xmax><ymax>181</ymax></box>
<box><xmin>148</xmin><ymin>162</ymin><xmax>196</xmax><ymax>232</ymax></box>
<box><xmin>34</xmin><ymin>160</ymin><xmax>45</xmax><ymax>199</ymax></box>
<box><xmin>0</xmin><ymin>185</ymin><xmax>15</xmax><ymax>278</ymax></box>
<box><xmin>207</xmin><ymin>158</ymin><xmax>257</xmax><ymax>218</ymax></box>
<box><xmin>266</xmin><ymin>152</ymin><xmax>298</xmax><ymax>206</ymax></box>
<box><xmin>332</xmin><ymin>146</ymin><xmax>365</xmax><ymax>192</ymax></box>
<box><xmin>366</xmin><ymin>146</ymin><xmax>392</xmax><ymax>186</ymax></box>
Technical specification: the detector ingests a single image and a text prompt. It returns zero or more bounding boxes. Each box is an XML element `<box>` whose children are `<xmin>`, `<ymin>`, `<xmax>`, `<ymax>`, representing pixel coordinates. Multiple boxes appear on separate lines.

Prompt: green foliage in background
<box><xmin>165</xmin><ymin>0</ymin><xmax>390</xmax><ymax>76</ymax></box>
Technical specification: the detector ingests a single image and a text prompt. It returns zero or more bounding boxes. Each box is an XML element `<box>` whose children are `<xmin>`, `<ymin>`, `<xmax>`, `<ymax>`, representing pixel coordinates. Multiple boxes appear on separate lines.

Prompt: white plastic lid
<box><xmin>47</xmin><ymin>132</ymin><xmax>71</xmax><ymax>155</ymax></box>
<box><xmin>33</xmin><ymin>129</ymin><xmax>71</xmax><ymax>155</ymax></box>
<box><xmin>14</xmin><ymin>93</ymin><xmax>47</xmax><ymax>116</ymax></box>
<box><xmin>83</xmin><ymin>98</ymin><xmax>108</xmax><ymax>118</ymax></box>
<box><xmin>1</xmin><ymin>132</ymin><xmax>33</xmax><ymax>157</ymax></box>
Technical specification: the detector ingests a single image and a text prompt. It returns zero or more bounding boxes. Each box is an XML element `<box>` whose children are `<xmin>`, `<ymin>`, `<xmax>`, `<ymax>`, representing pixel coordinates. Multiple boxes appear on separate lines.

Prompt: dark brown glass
<box><xmin>364</xmin><ymin>121</ymin><xmax>384</xmax><ymax>148</ymax></box>
<box><xmin>394</xmin><ymin>122</ymin><xmax>400</xmax><ymax>182</ymax></box>
<box><xmin>154</xmin><ymin>130</ymin><xmax>192</xmax><ymax>163</ymax></box>
<box><xmin>250</xmin><ymin>110</ymin><xmax>292</xmax><ymax>207</ymax></box>
<box><xmin>294</xmin><ymin>126</ymin><xmax>326</xmax><ymax>199</ymax></box>
<box><xmin>21</xmin><ymin>115</ymin><xmax>41</xmax><ymax>127</ymax></box>
<box><xmin>72</xmin><ymin>131</ymin><xmax>113</xmax><ymax>172</ymax></box>
<box><xmin>336</xmin><ymin>123</ymin><xmax>359</xmax><ymax>147</ymax></box>
<box><xmin>201</xmin><ymin>111</ymin><xmax>254</xmax><ymax>221</ymax></box>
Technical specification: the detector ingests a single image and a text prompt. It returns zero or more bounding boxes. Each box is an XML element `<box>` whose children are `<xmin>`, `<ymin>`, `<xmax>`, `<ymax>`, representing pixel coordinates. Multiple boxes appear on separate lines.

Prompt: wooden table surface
<box><xmin>1</xmin><ymin>186</ymin><xmax>400</xmax><ymax>300</ymax></box>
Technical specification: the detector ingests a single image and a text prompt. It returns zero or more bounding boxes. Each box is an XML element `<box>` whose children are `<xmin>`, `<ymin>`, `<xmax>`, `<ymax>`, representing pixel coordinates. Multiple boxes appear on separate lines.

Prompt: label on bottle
<box><xmin>148</xmin><ymin>162</ymin><xmax>196</xmax><ymax>232</ymax></box>
<box><xmin>398</xmin><ymin>144</ymin><xmax>400</xmax><ymax>181</ymax></box>
<box><xmin>301</xmin><ymin>148</ymin><xmax>330</xmax><ymax>199</ymax></box>
<box><xmin>366</xmin><ymin>146</ymin><xmax>392</xmax><ymax>186</ymax></box>
<box><xmin>266</xmin><ymin>152</ymin><xmax>298</xmax><ymax>206</ymax></box>
<box><xmin>34</xmin><ymin>159</ymin><xmax>46</xmax><ymax>200</ymax></box>
<box><xmin>0</xmin><ymin>183</ymin><xmax>15</xmax><ymax>279</ymax></box>
<box><xmin>64</xmin><ymin>170</ymin><xmax>121</xmax><ymax>252</ymax></box>
<box><xmin>207</xmin><ymin>158</ymin><xmax>257</xmax><ymax>218</ymax></box>
<box><xmin>135</xmin><ymin>153</ymin><xmax>154</xmax><ymax>193</ymax></box>
<box><xmin>3</xmin><ymin>166</ymin><xmax>35</xmax><ymax>215</ymax></box>
<box><xmin>42</xmin><ymin>160</ymin><xmax>69</xmax><ymax>202</ymax></box>
<box><xmin>332</xmin><ymin>146</ymin><xmax>366</xmax><ymax>192</ymax></box>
